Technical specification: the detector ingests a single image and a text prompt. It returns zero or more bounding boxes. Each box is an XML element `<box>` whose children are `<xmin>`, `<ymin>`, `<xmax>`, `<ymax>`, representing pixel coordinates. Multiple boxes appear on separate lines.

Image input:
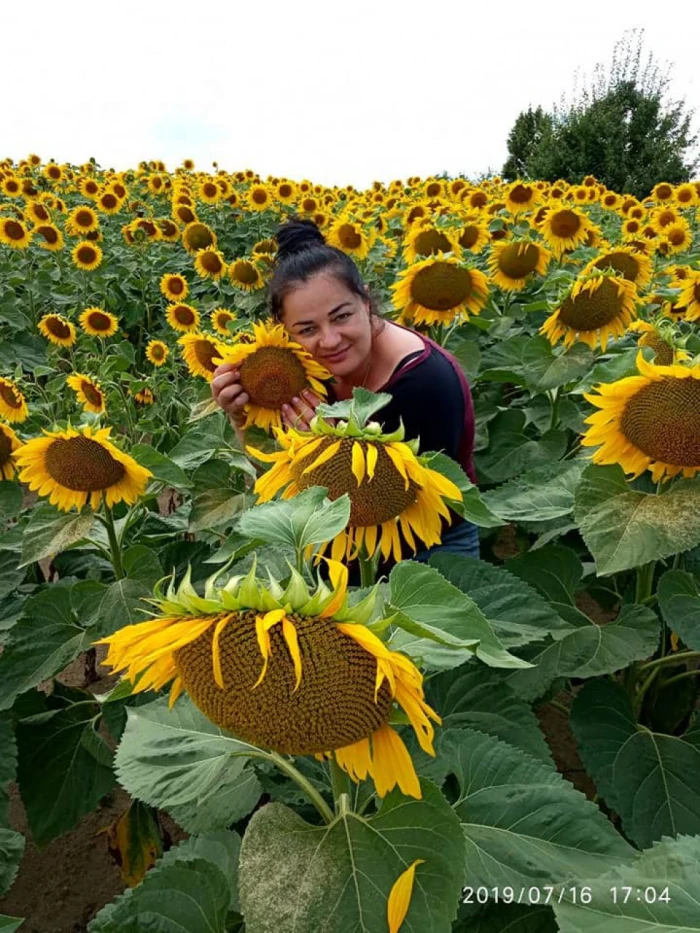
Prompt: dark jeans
<box><xmin>412</xmin><ymin>519</ymin><xmax>480</xmax><ymax>563</ymax></box>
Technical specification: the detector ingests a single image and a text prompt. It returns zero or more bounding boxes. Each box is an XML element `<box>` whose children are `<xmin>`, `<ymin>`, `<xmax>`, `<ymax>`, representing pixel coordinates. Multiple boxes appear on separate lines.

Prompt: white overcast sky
<box><xmin>4</xmin><ymin>0</ymin><xmax>698</xmax><ymax>188</ymax></box>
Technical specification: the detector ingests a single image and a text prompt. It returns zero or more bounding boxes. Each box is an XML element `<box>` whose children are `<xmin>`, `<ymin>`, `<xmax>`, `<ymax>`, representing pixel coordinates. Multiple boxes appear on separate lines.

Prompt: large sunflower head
<box><xmin>0</xmin><ymin>378</ymin><xmax>29</xmax><ymax>424</ymax></box>
<box><xmin>159</xmin><ymin>273</ymin><xmax>189</xmax><ymax>302</ymax></box>
<box><xmin>538</xmin><ymin>206</ymin><xmax>592</xmax><ymax>257</ymax></box>
<box><xmin>38</xmin><ymin>313</ymin><xmax>77</xmax><ymax>347</ymax></box>
<box><xmin>247</xmin><ymin>390</ymin><xmax>463</xmax><ymax>563</ymax></box>
<box><xmin>33</xmin><ymin>223</ymin><xmax>64</xmax><ymax>251</ymax></box>
<box><xmin>326</xmin><ymin>219</ymin><xmax>376</xmax><ymax>260</ymax></box>
<box><xmin>456</xmin><ymin>218</ymin><xmax>490</xmax><ymax>254</ymax></box>
<box><xmin>182</xmin><ymin>221</ymin><xmax>216</xmax><ymax>254</ymax></box>
<box><xmin>391</xmin><ymin>254</ymin><xmax>489</xmax><ymax>327</ymax></box>
<box><xmin>67</xmin><ymin>205</ymin><xmax>99</xmax><ymax>236</ymax></box>
<box><xmin>15</xmin><ymin>425</ymin><xmax>152</xmax><ymax>512</ymax></box>
<box><xmin>488</xmin><ymin>239</ymin><xmax>551</xmax><ymax>291</ymax></box>
<box><xmin>178</xmin><ymin>332</ymin><xmax>225</xmax><ymax>381</ymax></box>
<box><xmin>586</xmin><ymin>246</ymin><xmax>653</xmax><ymax>290</ymax></box>
<box><xmin>146</xmin><ymin>340</ymin><xmax>169</xmax><ymax>366</ymax></box>
<box><xmin>97</xmin><ymin>560</ymin><xmax>440</xmax><ymax>800</ymax></box>
<box><xmin>582</xmin><ymin>351</ymin><xmax>700</xmax><ymax>482</ymax></box>
<box><xmin>214</xmin><ymin>321</ymin><xmax>330</xmax><ymax>431</ymax></box>
<box><xmin>402</xmin><ymin>223</ymin><xmax>461</xmax><ymax>264</ymax></box>
<box><xmin>541</xmin><ymin>271</ymin><xmax>639</xmax><ymax>352</ymax></box>
<box><xmin>194</xmin><ymin>247</ymin><xmax>227</xmax><ymax>281</ymax></box>
<box><xmin>229</xmin><ymin>258</ymin><xmax>265</xmax><ymax>292</ymax></box>
<box><xmin>79</xmin><ymin>306</ymin><xmax>119</xmax><ymax>338</ymax></box>
<box><xmin>25</xmin><ymin>201</ymin><xmax>51</xmax><ymax>224</ymax></box>
<box><xmin>678</xmin><ymin>272</ymin><xmax>700</xmax><ymax>322</ymax></box>
<box><xmin>504</xmin><ymin>181</ymin><xmax>539</xmax><ymax>215</ymax></box>
<box><xmin>247</xmin><ymin>184</ymin><xmax>272</xmax><ymax>211</ymax></box>
<box><xmin>66</xmin><ymin>373</ymin><xmax>106</xmax><ymax>414</ymax></box>
<box><xmin>165</xmin><ymin>303</ymin><xmax>200</xmax><ymax>333</ymax></box>
<box><xmin>0</xmin><ymin>217</ymin><xmax>32</xmax><ymax>250</ymax></box>
<box><xmin>71</xmin><ymin>240</ymin><xmax>102</xmax><ymax>271</ymax></box>
<box><xmin>0</xmin><ymin>422</ymin><xmax>21</xmax><ymax>480</ymax></box>
<box><xmin>661</xmin><ymin>221</ymin><xmax>693</xmax><ymax>256</ymax></box>
<box><xmin>210</xmin><ymin>307</ymin><xmax>237</xmax><ymax>337</ymax></box>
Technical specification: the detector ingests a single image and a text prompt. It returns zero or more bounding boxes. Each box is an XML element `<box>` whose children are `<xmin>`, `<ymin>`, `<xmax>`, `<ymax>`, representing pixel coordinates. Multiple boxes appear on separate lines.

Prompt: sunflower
<box><xmin>198</xmin><ymin>179</ymin><xmax>221</xmax><ymax>205</ymax></box>
<box><xmin>628</xmin><ymin>321</ymin><xmax>678</xmax><ymax>366</ymax></box>
<box><xmin>97</xmin><ymin>561</ymin><xmax>439</xmax><ymax>800</ymax></box>
<box><xmin>252</xmin><ymin>238</ymin><xmax>278</xmax><ymax>263</ymax></box>
<box><xmin>213</xmin><ymin>321</ymin><xmax>329</xmax><ymax>431</ymax></box>
<box><xmin>504</xmin><ymin>181</ymin><xmax>539</xmax><ymax>215</ymax></box>
<box><xmin>247</xmin><ymin>185</ymin><xmax>272</xmax><ymax>211</ymax></box>
<box><xmin>582</xmin><ymin>351</ymin><xmax>700</xmax><ymax>482</ymax></box>
<box><xmin>67</xmin><ymin>205</ymin><xmax>99</xmax><ymax>236</ymax></box>
<box><xmin>165</xmin><ymin>303</ymin><xmax>200</xmax><ymax>333</ymax></box>
<box><xmin>600</xmin><ymin>191</ymin><xmax>622</xmax><ymax>210</ymax></box>
<box><xmin>159</xmin><ymin>273</ymin><xmax>189</xmax><ymax>301</ymax></box>
<box><xmin>674</xmin><ymin>183</ymin><xmax>698</xmax><ymax>208</ymax></box>
<box><xmin>585</xmin><ymin>246</ymin><xmax>653</xmax><ymax>290</ymax></box>
<box><xmin>662</xmin><ymin>222</ymin><xmax>693</xmax><ymax>255</ymax></box>
<box><xmin>229</xmin><ymin>258</ymin><xmax>265</xmax><ymax>292</ymax></box>
<box><xmin>146</xmin><ymin>340</ymin><xmax>169</xmax><ymax>366</ymax></box>
<box><xmin>651</xmin><ymin>182</ymin><xmax>674</xmax><ymax>203</ymax></box>
<box><xmin>132</xmin><ymin>387</ymin><xmax>155</xmax><ymax>406</ymax></box>
<box><xmin>66</xmin><ymin>373</ymin><xmax>106</xmax><ymax>414</ymax></box>
<box><xmin>78</xmin><ymin>177</ymin><xmax>100</xmax><ymax>199</ymax></box>
<box><xmin>248</xmin><ymin>398</ymin><xmax>463</xmax><ymax>563</ymax></box>
<box><xmin>326</xmin><ymin>219</ymin><xmax>376</xmax><ymax>260</ymax></box>
<box><xmin>457</xmin><ymin>218</ymin><xmax>490</xmax><ymax>253</ymax></box>
<box><xmin>182</xmin><ymin>222</ymin><xmax>216</xmax><ymax>254</ymax></box>
<box><xmin>652</xmin><ymin>206</ymin><xmax>680</xmax><ymax>232</ymax></box>
<box><xmin>43</xmin><ymin>164</ymin><xmax>63</xmax><ymax>182</ymax></box>
<box><xmin>157</xmin><ymin>218</ymin><xmax>180</xmax><ymax>242</ymax></box>
<box><xmin>488</xmin><ymin>239</ymin><xmax>551</xmax><ymax>291</ymax></box>
<box><xmin>96</xmin><ymin>190</ymin><xmax>122</xmax><ymax>214</ymax></box>
<box><xmin>77</xmin><ymin>307</ymin><xmax>117</xmax><ymax>339</ymax></box>
<box><xmin>678</xmin><ymin>272</ymin><xmax>700</xmax><ymax>322</ymax></box>
<box><xmin>25</xmin><ymin>201</ymin><xmax>51</xmax><ymax>224</ymax></box>
<box><xmin>38</xmin><ymin>313</ymin><xmax>77</xmax><ymax>347</ymax></box>
<box><xmin>538</xmin><ymin>207</ymin><xmax>591</xmax><ymax>257</ymax></box>
<box><xmin>0</xmin><ymin>217</ymin><xmax>32</xmax><ymax>249</ymax></box>
<box><xmin>211</xmin><ymin>307</ymin><xmax>236</xmax><ymax>336</ymax></box>
<box><xmin>179</xmin><ymin>333</ymin><xmax>224</xmax><ymax>381</ymax></box>
<box><xmin>402</xmin><ymin>224</ymin><xmax>461</xmax><ymax>263</ymax></box>
<box><xmin>32</xmin><ymin>223</ymin><xmax>64</xmax><ymax>251</ymax></box>
<box><xmin>1</xmin><ymin>177</ymin><xmax>22</xmax><ymax>197</ymax></box>
<box><xmin>541</xmin><ymin>272</ymin><xmax>638</xmax><ymax>352</ymax></box>
<box><xmin>173</xmin><ymin>204</ymin><xmax>197</xmax><ymax>226</ymax></box>
<box><xmin>15</xmin><ymin>425</ymin><xmax>152</xmax><ymax>512</ymax></box>
<box><xmin>0</xmin><ymin>422</ymin><xmax>21</xmax><ymax>480</ymax></box>
<box><xmin>0</xmin><ymin>377</ymin><xmax>28</xmax><ymax>424</ymax></box>
<box><xmin>194</xmin><ymin>247</ymin><xmax>227</xmax><ymax>281</ymax></box>
<box><xmin>391</xmin><ymin>254</ymin><xmax>489</xmax><ymax>327</ymax></box>
<box><xmin>460</xmin><ymin>188</ymin><xmax>489</xmax><ymax>211</ymax></box>
<box><xmin>274</xmin><ymin>180</ymin><xmax>297</xmax><ymax>204</ymax></box>
<box><xmin>71</xmin><ymin>241</ymin><xmax>102</xmax><ymax>271</ymax></box>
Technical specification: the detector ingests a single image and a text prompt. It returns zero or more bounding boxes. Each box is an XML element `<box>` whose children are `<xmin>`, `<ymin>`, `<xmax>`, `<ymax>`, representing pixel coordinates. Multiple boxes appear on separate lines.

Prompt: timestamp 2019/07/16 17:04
<box><xmin>461</xmin><ymin>886</ymin><xmax>673</xmax><ymax>906</ymax></box>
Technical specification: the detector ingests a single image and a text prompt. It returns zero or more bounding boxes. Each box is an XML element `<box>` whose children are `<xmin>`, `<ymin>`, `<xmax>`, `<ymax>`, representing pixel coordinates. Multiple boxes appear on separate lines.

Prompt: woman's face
<box><xmin>281</xmin><ymin>271</ymin><xmax>372</xmax><ymax>379</ymax></box>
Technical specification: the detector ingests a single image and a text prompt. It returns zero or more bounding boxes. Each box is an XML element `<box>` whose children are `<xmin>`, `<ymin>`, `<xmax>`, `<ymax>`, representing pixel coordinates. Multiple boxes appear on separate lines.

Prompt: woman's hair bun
<box><xmin>275</xmin><ymin>218</ymin><xmax>325</xmax><ymax>261</ymax></box>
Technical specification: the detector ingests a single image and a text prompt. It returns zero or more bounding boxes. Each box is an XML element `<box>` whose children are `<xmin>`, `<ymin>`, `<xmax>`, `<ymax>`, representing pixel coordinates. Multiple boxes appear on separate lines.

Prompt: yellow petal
<box><xmin>319</xmin><ymin>558</ymin><xmax>349</xmax><ymax>617</ymax></box>
<box><xmin>252</xmin><ymin>609</ymin><xmax>286</xmax><ymax>688</ymax></box>
<box><xmin>371</xmin><ymin>723</ymin><xmax>421</xmax><ymax>799</ymax></box>
<box><xmin>281</xmin><ymin>616</ymin><xmax>303</xmax><ymax>691</ymax></box>
<box><xmin>387</xmin><ymin>859</ymin><xmax>425</xmax><ymax>933</ymax></box>
<box><xmin>211</xmin><ymin>612</ymin><xmax>234</xmax><ymax>689</ymax></box>
<box><xmin>351</xmin><ymin>441</ymin><xmax>365</xmax><ymax>486</ymax></box>
<box><xmin>301</xmin><ymin>439</ymin><xmax>342</xmax><ymax>476</ymax></box>
<box><xmin>365</xmin><ymin>443</ymin><xmax>377</xmax><ymax>480</ymax></box>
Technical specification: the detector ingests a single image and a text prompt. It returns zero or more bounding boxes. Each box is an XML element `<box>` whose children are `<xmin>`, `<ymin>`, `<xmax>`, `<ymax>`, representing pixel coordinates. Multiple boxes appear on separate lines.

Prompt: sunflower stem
<box><xmin>358</xmin><ymin>545</ymin><xmax>379</xmax><ymax>588</ymax></box>
<box><xmin>639</xmin><ymin>650</ymin><xmax>700</xmax><ymax>673</ymax></box>
<box><xmin>267</xmin><ymin>751</ymin><xmax>334</xmax><ymax>824</ymax></box>
<box><xmin>659</xmin><ymin>668</ymin><xmax>700</xmax><ymax>689</ymax></box>
<box><xmin>329</xmin><ymin>759</ymin><xmax>353</xmax><ymax>812</ymax></box>
<box><xmin>102</xmin><ymin>505</ymin><xmax>125</xmax><ymax>580</ymax></box>
<box><xmin>635</xmin><ymin>561</ymin><xmax>655</xmax><ymax>605</ymax></box>
<box><xmin>632</xmin><ymin>666</ymin><xmax>660</xmax><ymax>719</ymax></box>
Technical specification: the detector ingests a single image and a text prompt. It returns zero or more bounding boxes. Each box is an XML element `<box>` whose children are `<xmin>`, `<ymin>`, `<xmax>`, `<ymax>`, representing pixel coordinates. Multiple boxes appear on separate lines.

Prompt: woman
<box><xmin>211</xmin><ymin>218</ymin><xmax>479</xmax><ymax>563</ymax></box>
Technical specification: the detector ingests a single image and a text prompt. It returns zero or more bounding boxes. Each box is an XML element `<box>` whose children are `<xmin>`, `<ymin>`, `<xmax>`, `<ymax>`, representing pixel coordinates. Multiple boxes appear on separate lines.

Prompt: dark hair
<box><xmin>269</xmin><ymin>218</ymin><xmax>380</xmax><ymax>323</ymax></box>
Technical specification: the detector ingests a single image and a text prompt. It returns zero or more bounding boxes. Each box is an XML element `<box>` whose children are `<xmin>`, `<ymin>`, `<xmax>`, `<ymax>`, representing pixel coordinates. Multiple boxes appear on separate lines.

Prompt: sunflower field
<box><xmin>1</xmin><ymin>157</ymin><xmax>700</xmax><ymax>933</ymax></box>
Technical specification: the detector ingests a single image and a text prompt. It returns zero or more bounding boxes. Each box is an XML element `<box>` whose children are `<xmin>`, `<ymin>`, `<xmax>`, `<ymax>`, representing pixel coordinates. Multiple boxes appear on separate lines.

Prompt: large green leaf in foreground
<box><xmin>238</xmin><ymin>782</ymin><xmax>465</xmax><ymax>933</ymax></box>
<box><xmin>554</xmin><ymin>835</ymin><xmax>700</xmax><ymax>932</ymax></box>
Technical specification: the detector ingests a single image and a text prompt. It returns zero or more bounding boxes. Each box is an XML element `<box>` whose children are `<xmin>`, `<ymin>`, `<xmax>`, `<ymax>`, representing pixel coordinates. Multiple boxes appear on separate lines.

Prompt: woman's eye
<box><xmin>334</xmin><ymin>312</ymin><xmax>351</xmax><ymax>322</ymax></box>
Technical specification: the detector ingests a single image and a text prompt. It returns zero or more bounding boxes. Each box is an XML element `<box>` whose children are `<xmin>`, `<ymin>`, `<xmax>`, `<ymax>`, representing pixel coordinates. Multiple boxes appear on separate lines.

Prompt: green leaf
<box><xmin>167</xmin><ymin>421</ymin><xmax>226</xmax><ymax>470</ymax></box>
<box><xmin>71</xmin><ymin>580</ymin><xmax>108</xmax><ymax>628</ymax></box>
<box><xmin>657</xmin><ymin>570</ymin><xmax>700</xmax><ymax>650</ymax></box>
<box><xmin>0</xmin><ymin>553</ymin><xmax>24</xmax><ymax>601</ymax></box>
<box><xmin>430</xmin><ymin>554</ymin><xmax>571</xmax><ymax>647</ymax></box>
<box><xmin>236</xmin><ymin>486</ymin><xmax>351</xmax><ymax>554</ymax></box>
<box><xmin>316</xmin><ymin>385</ymin><xmax>392</xmax><ymax>426</ymax></box>
<box><xmin>131</xmin><ymin>443</ymin><xmax>192</xmax><ymax>489</ymax></box>
<box><xmin>0</xmin><ymin>829</ymin><xmax>24</xmax><ymax>897</ymax></box>
<box><xmin>0</xmin><ymin>915</ymin><xmax>24</xmax><ymax>932</ymax></box>
<box><xmin>19</xmin><ymin>504</ymin><xmax>95</xmax><ymax>567</ymax></box>
<box><xmin>388</xmin><ymin>562</ymin><xmax>532</xmax><ymax>669</ymax></box>
<box><xmin>0</xmin><ymin>589</ymin><xmax>91</xmax><ymax>711</ymax></box>
<box><xmin>457</xmin><ymin>903</ymin><xmax>558</xmax><ymax>933</ymax></box>
<box><xmin>446</xmin><ymin>332</ymin><xmax>481</xmax><ymax>380</ymax></box>
<box><xmin>425</xmin><ymin>664</ymin><xmax>553</xmax><ymax>763</ymax></box>
<box><xmin>475</xmin><ymin>411</ymin><xmax>567</xmax><ymax>484</ymax></box>
<box><xmin>483</xmin><ymin>461</ymin><xmax>587</xmax><ymax>522</ymax></box>
<box><xmin>506</xmin><ymin>545</ymin><xmax>584</xmax><ymax>606</ymax></box>
<box><xmin>0</xmin><ymin>483</ymin><xmax>22</xmax><ymax>521</ymax></box>
<box><xmin>188</xmin><ymin>488</ymin><xmax>248</xmax><ymax>532</ymax></box>
<box><xmin>507</xmin><ymin>604</ymin><xmax>660</xmax><ymax>702</ymax></box>
<box><xmin>88</xmin><ymin>857</ymin><xmax>230</xmax><ymax>933</ymax></box>
<box><xmin>553</xmin><ymin>835</ymin><xmax>700</xmax><ymax>932</ymax></box>
<box><xmin>122</xmin><ymin>545</ymin><xmax>165</xmax><ymax>590</ymax></box>
<box><xmin>115</xmin><ymin>696</ymin><xmax>255</xmax><ymax>810</ymax></box>
<box><xmin>167</xmin><ymin>767</ymin><xmax>262</xmax><ymax>835</ymax></box>
<box><xmin>16</xmin><ymin>702</ymin><xmax>115</xmax><ymax>846</ymax></box>
<box><xmin>425</xmin><ymin>728</ymin><xmax>634</xmax><ymax>888</ymax></box>
<box><xmin>91</xmin><ymin>578</ymin><xmax>151</xmax><ymax>639</ymax></box>
<box><xmin>570</xmin><ymin>679</ymin><xmax>700</xmax><ymax>847</ymax></box>
<box><xmin>574</xmin><ymin>464</ymin><xmax>700</xmax><ymax>575</ymax></box>
<box><xmin>569</xmin><ymin>347</ymin><xmax>639</xmax><ymax>396</ymax></box>
<box><xmin>424</xmin><ymin>453</ymin><xmax>503</xmax><ymax>527</ymax></box>
<box><xmin>480</xmin><ymin>336</ymin><xmax>593</xmax><ymax>390</ymax></box>
<box><xmin>159</xmin><ymin>830</ymin><xmax>241</xmax><ymax>912</ymax></box>
<box><xmin>0</xmin><ymin>721</ymin><xmax>17</xmax><ymax>825</ymax></box>
<box><xmin>238</xmin><ymin>782</ymin><xmax>466</xmax><ymax>933</ymax></box>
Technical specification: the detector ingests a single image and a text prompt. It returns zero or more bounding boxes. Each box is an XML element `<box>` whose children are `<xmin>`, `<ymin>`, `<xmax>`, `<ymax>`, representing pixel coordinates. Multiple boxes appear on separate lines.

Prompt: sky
<box><xmin>4</xmin><ymin>0</ymin><xmax>698</xmax><ymax>189</ymax></box>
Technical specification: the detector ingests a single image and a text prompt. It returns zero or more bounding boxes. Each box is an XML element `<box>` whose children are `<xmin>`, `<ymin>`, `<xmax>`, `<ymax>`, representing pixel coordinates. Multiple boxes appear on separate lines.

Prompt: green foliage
<box><xmin>502</xmin><ymin>106</ymin><xmax>554</xmax><ymax>181</ymax></box>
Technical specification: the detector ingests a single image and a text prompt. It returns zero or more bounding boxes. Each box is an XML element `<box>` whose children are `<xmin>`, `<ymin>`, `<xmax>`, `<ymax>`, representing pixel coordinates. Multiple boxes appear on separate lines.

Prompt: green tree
<box><xmin>502</xmin><ymin>106</ymin><xmax>553</xmax><ymax>182</ymax></box>
<box><xmin>503</xmin><ymin>30</ymin><xmax>699</xmax><ymax>198</ymax></box>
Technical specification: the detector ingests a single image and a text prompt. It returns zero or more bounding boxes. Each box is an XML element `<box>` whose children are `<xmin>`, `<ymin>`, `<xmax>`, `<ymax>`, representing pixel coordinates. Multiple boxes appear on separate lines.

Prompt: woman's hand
<box><xmin>211</xmin><ymin>363</ymin><xmax>248</xmax><ymax>429</ymax></box>
<box><xmin>282</xmin><ymin>389</ymin><xmax>322</xmax><ymax>432</ymax></box>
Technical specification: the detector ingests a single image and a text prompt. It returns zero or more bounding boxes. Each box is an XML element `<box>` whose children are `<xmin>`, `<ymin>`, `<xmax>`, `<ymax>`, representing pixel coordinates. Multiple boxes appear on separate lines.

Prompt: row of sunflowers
<box><xmin>0</xmin><ymin>156</ymin><xmax>700</xmax><ymax>933</ymax></box>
